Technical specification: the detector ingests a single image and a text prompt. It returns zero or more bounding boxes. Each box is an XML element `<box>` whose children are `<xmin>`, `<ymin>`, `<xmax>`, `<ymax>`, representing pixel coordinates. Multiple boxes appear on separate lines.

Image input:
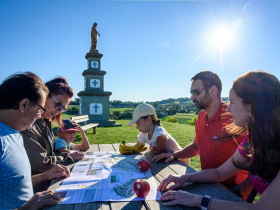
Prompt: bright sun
<box><xmin>211</xmin><ymin>28</ymin><xmax>233</xmax><ymax>47</ymax></box>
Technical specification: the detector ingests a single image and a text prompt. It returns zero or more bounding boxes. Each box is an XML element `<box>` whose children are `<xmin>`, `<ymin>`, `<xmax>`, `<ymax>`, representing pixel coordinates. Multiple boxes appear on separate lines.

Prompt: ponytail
<box><xmin>141</xmin><ymin>114</ymin><xmax>162</xmax><ymax>126</ymax></box>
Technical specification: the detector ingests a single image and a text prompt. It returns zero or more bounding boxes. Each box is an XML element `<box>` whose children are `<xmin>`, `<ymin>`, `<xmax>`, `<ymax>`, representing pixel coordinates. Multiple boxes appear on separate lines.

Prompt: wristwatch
<box><xmin>200</xmin><ymin>195</ymin><xmax>211</xmax><ymax>210</ymax></box>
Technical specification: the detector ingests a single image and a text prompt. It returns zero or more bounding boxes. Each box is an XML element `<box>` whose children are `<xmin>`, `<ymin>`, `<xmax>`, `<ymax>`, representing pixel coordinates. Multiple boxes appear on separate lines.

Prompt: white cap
<box><xmin>127</xmin><ymin>104</ymin><xmax>156</xmax><ymax>127</ymax></box>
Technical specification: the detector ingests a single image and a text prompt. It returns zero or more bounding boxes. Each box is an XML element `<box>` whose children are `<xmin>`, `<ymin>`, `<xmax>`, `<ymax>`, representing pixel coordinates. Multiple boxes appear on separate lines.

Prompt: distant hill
<box><xmin>73</xmin><ymin>96</ymin><xmax>229</xmax><ymax>106</ymax></box>
<box><xmin>146</xmin><ymin>97</ymin><xmax>229</xmax><ymax>106</ymax></box>
<box><xmin>146</xmin><ymin>97</ymin><xmax>192</xmax><ymax>105</ymax></box>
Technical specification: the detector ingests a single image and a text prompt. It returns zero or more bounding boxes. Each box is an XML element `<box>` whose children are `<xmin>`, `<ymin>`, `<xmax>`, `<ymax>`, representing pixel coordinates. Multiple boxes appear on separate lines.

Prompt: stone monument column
<box><xmin>78</xmin><ymin>24</ymin><xmax>121</xmax><ymax>127</ymax></box>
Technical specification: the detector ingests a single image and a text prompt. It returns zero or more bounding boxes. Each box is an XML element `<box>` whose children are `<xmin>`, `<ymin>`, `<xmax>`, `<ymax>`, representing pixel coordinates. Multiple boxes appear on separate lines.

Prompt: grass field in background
<box><xmin>67</xmin><ymin>105</ymin><xmax>79</xmax><ymax>108</ymax></box>
<box><xmin>109</xmin><ymin>107</ymin><xmax>133</xmax><ymax>114</ymax></box>
<box><xmin>160</xmin><ymin>112</ymin><xmax>197</xmax><ymax>124</ymax></box>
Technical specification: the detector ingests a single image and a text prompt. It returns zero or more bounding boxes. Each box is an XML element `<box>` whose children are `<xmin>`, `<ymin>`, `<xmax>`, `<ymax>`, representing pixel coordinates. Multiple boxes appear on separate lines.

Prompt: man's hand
<box><xmin>70</xmin><ymin>150</ymin><xmax>85</xmax><ymax>160</ymax></box>
<box><xmin>151</xmin><ymin>153</ymin><xmax>174</xmax><ymax>163</ymax></box>
<box><xmin>19</xmin><ymin>191</ymin><xmax>60</xmax><ymax>210</ymax></box>
<box><xmin>44</xmin><ymin>164</ymin><xmax>70</xmax><ymax>181</ymax></box>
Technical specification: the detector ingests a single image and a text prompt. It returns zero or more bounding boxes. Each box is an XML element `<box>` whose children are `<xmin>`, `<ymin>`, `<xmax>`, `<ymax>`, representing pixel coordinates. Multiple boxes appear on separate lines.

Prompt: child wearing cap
<box><xmin>55</xmin><ymin>119</ymin><xmax>90</xmax><ymax>155</ymax></box>
<box><xmin>127</xmin><ymin>104</ymin><xmax>182</xmax><ymax>154</ymax></box>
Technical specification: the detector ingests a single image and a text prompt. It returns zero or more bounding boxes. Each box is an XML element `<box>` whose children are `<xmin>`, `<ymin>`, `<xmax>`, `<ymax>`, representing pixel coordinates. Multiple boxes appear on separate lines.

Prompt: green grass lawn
<box><xmin>67</xmin><ymin>105</ymin><xmax>79</xmax><ymax>108</ymax></box>
<box><xmin>160</xmin><ymin>112</ymin><xmax>197</xmax><ymax>124</ymax></box>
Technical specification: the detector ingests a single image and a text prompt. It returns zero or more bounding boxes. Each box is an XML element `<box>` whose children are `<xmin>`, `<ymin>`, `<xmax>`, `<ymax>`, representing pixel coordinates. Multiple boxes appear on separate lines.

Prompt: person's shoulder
<box><xmin>137</xmin><ymin>132</ymin><xmax>145</xmax><ymax>139</ymax></box>
<box><xmin>154</xmin><ymin>125</ymin><xmax>166</xmax><ymax>137</ymax></box>
<box><xmin>220</xmin><ymin>109</ymin><xmax>234</xmax><ymax>122</ymax></box>
<box><xmin>55</xmin><ymin>137</ymin><xmax>67</xmax><ymax>144</ymax></box>
<box><xmin>0</xmin><ymin>122</ymin><xmax>19</xmax><ymax>137</ymax></box>
<box><xmin>155</xmin><ymin>125</ymin><xmax>165</xmax><ymax>132</ymax></box>
<box><xmin>197</xmin><ymin>110</ymin><xmax>206</xmax><ymax>119</ymax></box>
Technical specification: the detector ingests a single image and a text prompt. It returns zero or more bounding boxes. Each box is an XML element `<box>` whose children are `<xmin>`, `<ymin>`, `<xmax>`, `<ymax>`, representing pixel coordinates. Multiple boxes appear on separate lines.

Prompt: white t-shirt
<box><xmin>137</xmin><ymin>125</ymin><xmax>182</xmax><ymax>153</ymax></box>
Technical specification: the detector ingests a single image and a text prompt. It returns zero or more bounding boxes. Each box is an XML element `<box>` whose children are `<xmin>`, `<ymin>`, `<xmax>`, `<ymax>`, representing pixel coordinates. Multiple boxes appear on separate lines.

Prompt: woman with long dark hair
<box><xmin>158</xmin><ymin>70</ymin><xmax>280</xmax><ymax>209</ymax></box>
<box><xmin>21</xmin><ymin>77</ymin><xmax>84</xmax><ymax>191</ymax></box>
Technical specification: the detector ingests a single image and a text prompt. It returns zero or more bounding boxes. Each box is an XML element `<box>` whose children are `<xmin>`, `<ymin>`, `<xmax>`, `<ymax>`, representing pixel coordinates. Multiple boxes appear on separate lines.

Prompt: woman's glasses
<box><xmin>190</xmin><ymin>88</ymin><xmax>205</xmax><ymax>96</ymax></box>
<box><xmin>50</xmin><ymin>94</ymin><xmax>68</xmax><ymax>113</ymax></box>
<box><xmin>36</xmin><ymin>103</ymin><xmax>47</xmax><ymax>114</ymax></box>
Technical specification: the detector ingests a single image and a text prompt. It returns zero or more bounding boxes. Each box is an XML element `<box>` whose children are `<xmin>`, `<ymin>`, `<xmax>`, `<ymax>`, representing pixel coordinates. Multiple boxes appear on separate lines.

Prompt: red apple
<box><xmin>138</xmin><ymin>159</ymin><xmax>150</xmax><ymax>172</ymax></box>
<box><xmin>134</xmin><ymin>179</ymin><xmax>150</xmax><ymax>198</ymax></box>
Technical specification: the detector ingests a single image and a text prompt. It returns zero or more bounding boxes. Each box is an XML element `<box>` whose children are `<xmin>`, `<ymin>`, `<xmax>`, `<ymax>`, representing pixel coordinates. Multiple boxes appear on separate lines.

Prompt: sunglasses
<box><xmin>36</xmin><ymin>103</ymin><xmax>47</xmax><ymax>114</ymax></box>
<box><xmin>50</xmin><ymin>94</ymin><xmax>68</xmax><ymax>113</ymax></box>
<box><xmin>190</xmin><ymin>88</ymin><xmax>206</xmax><ymax>96</ymax></box>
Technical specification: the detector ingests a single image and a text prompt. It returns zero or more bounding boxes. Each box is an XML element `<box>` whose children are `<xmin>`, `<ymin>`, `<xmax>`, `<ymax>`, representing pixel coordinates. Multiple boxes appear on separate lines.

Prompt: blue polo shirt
<box><xmin>0</xmin><ymin>121</ymin><xmax>33</xmax><ymax>209</ymax></box>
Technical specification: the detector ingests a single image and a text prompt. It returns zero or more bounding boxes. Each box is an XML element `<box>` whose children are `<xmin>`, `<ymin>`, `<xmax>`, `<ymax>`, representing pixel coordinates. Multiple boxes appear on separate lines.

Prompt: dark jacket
<box><xmin>20</xmin><ymin>118</ymin><xmax>74</xmax><ymax>192</ymax></box>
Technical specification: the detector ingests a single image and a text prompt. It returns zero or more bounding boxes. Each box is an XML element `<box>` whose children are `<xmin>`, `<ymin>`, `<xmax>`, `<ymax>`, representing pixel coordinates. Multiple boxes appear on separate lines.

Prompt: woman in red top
<box><xmin>158</xmin><ymin>70</ymin><xmax>280</xmax><ymax>209</ymax></box>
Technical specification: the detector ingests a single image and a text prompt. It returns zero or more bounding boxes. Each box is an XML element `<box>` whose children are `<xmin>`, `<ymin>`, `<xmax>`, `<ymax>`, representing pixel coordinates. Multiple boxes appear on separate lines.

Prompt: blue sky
<box><xmin>1</xmin><ymin>0</ymin><xmax>280</xmax><ymax>102</ymax></box>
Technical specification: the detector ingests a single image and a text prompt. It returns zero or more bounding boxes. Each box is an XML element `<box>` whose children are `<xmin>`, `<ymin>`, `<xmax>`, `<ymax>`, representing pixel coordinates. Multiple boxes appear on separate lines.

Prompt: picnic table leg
<box><xmin>93</xmin><ymin>127</ymin><xmax>96</xmax><ymax>134</ymax></box>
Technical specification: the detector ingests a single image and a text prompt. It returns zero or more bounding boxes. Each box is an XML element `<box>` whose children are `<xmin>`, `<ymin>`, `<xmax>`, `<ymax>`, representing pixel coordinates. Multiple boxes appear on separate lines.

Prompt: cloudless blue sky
<box><xmin>1</xmin><ymin>0</ymin><xmax>280</xmax><ymax>102</ymax></box>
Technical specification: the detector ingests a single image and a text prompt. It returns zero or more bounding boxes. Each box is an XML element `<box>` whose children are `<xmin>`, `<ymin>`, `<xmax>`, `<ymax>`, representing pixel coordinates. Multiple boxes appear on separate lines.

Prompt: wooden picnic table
<box><xmin>42</xmin><ymin>144</ymin><xmax>245</xmax><ymax>210</ymax></box>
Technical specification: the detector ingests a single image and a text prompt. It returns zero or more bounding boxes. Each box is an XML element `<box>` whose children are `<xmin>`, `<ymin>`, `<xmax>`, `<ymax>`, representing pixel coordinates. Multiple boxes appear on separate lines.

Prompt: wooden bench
<box><xmin>71</xmin><ymin>115</ymin><xmax>98</xmax><ymax>134</ymax></box>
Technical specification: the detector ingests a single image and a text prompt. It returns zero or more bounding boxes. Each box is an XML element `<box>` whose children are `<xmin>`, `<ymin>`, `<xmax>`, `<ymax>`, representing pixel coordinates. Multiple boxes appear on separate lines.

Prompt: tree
<box><xmin>71</xmin><ymin>98</ymin><xmax>80</xmax><ymax>105</ymax></box>
<box><xmin>152</xmin><ymin>102</ymin><xmax>158</xmax><ymax>108</ymax></box>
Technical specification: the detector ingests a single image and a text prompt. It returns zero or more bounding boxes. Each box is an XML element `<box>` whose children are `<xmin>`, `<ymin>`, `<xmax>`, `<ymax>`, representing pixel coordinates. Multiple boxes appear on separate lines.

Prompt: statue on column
<box><xmin>90</xmin><ymin>22</ymin><xmax>100</xmax><ymax>53</ymax></box>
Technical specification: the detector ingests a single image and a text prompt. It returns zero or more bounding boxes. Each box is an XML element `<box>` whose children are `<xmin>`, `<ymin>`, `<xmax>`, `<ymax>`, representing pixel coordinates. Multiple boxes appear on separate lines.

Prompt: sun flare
<box><xmin>211</xmin><ymin>28</ymin><xmax>233</xmax><ymax>47</ymax></box>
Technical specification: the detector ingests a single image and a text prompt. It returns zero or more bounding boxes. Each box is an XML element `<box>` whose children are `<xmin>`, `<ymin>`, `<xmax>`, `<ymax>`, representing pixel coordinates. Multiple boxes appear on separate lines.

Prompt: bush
<box><xmin>166</xmin><ymin>116</ymin><xmax>177</xmax><ymax>123</ymax></box>
<box><xmin>113</xmin><ymin>111</ymin><xmax>121</xmax><ymax>119</ymax></box>
<box><xmin>66</xmin><ymin>106</ymin><xmax>79</xmax><ymax>115</ymax></box>
<box><xmin>118</xmin><ymin>112</ymin><xmax>133</xmax><ymax>120</ymax></box>
<box><xmin>188</xmin><ymin>116</ymin><xmax>197</xmax><ymax>125</ymax></box>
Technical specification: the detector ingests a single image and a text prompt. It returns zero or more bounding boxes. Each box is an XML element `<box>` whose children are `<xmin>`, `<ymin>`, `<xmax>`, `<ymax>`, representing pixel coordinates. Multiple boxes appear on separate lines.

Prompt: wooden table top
<box><xmin>42</xmin><ymin>144</ymin><xmax>245</xmax><ymax>210</ymax></box>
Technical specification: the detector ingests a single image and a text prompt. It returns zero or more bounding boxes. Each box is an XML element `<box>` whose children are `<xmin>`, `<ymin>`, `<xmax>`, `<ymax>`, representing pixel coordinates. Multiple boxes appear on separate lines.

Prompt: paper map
<box><xmin>56</xmin><ymin>151</ymin><xmax>161</xmax><ymax>204</ymax></box>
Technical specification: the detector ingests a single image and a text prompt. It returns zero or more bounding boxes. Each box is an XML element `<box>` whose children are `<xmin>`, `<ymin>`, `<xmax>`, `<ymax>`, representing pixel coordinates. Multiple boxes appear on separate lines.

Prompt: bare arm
<box><xmin>152</xmin><ymin>136</ymin><xmax>199</xmax><ymax>163</ymax></box>
<box><xmin>161</xmin><ymin>169</ymin><xmax>280</xmax><ymax>210</ymax></box>
<box><xmin>154</xmin><ymin>135</ymin><xmax>167</xmax><ymax>154</ymax></box>
<box><xmin>173</xmin><ymin>136</ymin><xmax>199</xmax><ymax>159</ymax></box>
<box><xmin>72</xmin><ymin>126</ymin><xmax>90</xmax><ymax>151</ymax></box>
<box><xmin>158</xmin><ymin>149</ymin><xmax>246</xmax><ymax>191</ymax></box>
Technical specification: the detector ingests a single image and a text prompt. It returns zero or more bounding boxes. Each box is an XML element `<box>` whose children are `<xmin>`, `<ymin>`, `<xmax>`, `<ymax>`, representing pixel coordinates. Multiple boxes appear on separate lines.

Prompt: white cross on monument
<box><xmin>90</xmin><ymin>79</ymin><xmax>100</xmax><ymax>88</ymax></box>
<box><xmin>91</xmin><ymin>61</ymin><xmax>99</xmax><ymax>68</ymax></box>
<box><xmin>90</xmin><ymin>103</ymin><xmax>103</xmax><ymax>114</ymax></box>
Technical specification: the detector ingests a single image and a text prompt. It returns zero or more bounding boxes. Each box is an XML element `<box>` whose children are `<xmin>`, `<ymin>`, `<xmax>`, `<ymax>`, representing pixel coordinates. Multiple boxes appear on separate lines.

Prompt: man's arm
<box><xmin>152</xmin><ymin>136</ymin><xmax>199</xmax><ymax>163</ymax></box>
